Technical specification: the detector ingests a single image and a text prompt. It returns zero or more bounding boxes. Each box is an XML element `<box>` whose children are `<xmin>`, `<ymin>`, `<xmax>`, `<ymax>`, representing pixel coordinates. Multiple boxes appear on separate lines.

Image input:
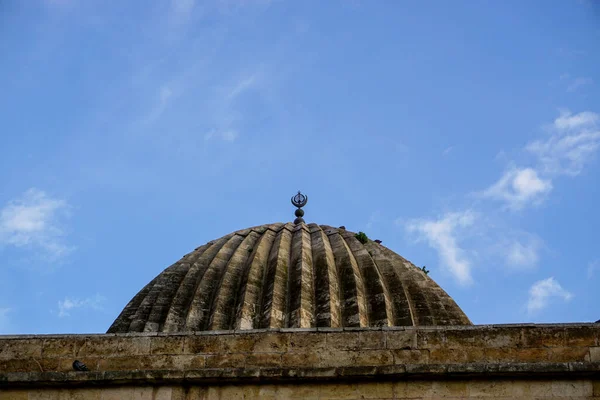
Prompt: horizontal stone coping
<box><xmin>1</xmin><ymin>323</ymin><xmax>598</xmax><ymax>387</ymax></box>
<box><xmin>2</xmin><ymin>362</ymin><xmax>600</xmax><ymax>388</ymax></box>
<box><xmin>1</xmin><ymin>322</ymin><xmax>598</xmax><ymax>339</ymax></box>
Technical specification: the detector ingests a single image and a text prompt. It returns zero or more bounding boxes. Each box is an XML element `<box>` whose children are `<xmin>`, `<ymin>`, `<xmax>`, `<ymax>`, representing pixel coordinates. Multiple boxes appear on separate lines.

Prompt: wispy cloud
<box><xmin>480</xmin><ymin>167</ymin><xmax>552</xmax><ymax>210</ymax></box>
<box><xmin>526</xmin><ymin>277</ymin><xmax>572</xmax><ymax>314</ymax></box>
<box><xmin>406</xmin><ymin>211</ymin><xmax>476</xmax><ymax>285</ymax></box>
<box><xmin>57</xmin><ymin>295</ymin><xmax>105</xmax><ymax>318</ymax></box>
<box><xmin>442</xmin><ymin>146</ymin><xmax>454</xmax><ymax>155</ymax></box>
<box><xmin>0</xmin><ymin>189</ymin><xmax>72</xmax><ymax>260</ymax></box>
<box><xmin>170</xmin><ymin>0</ymin><xmax>196</xmax><ymax>25</ymax></box>
<box><xmin>204</xmin><ymin>129</ymin><xmax>238</xmax><ymax>142</ymax></box>
<box><xmin>504</xmin><ymin>238</ymin><xmax>541</xmax><ymax>269</ymax></box>
<box><xmin>552</xmin><ymin>110</ymin><xmax>598</xmax><ymax>131</ymax></box>
<box><xmin>226</xmin><ymin>75</ymin><xmax>256</xmax><ymax>101</ymax></box>
<box><xmin>567</xmin><ymin>77</ymin><xmax>593</xmax><ymax>92</ymax></box>
<box><xmin>559</xmin><ymin>74</ymin><xmax>594</xmax><ymax>92</ymax></box>
<box><xmin>527</xmin><ymin>110</ymin><xmax>600</xmax><ymax>176</ymax></box>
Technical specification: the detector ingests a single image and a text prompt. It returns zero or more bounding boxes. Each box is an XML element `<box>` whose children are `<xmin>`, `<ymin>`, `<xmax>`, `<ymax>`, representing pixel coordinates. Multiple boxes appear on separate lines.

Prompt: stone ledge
<box><xmin>2</xmin><ymin>362</ymin><xmax>599</xmax><ymax>388</ymax></box>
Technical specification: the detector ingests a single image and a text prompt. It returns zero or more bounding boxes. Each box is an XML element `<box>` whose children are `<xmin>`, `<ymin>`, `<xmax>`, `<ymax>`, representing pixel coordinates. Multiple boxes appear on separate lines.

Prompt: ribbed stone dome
<box><xmin>108</xmin><ymin>223</ymin><xmax>471</xmax><ymax>333</ymax></box>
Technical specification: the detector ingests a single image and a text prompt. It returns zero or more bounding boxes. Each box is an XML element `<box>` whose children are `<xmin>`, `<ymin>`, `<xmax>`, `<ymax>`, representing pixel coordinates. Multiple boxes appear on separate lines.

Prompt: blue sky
<box><xmin>1</xmin><ymin>0</ymin><xmax>599</xmax><ymax>334</ymax></box>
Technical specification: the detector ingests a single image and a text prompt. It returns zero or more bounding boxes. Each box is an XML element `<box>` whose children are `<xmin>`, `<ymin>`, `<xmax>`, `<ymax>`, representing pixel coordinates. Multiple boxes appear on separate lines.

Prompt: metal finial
<box><xmin>291</xmin><ymin>191</ymin><xmax>308</xmax><ymax>224</ymax></box>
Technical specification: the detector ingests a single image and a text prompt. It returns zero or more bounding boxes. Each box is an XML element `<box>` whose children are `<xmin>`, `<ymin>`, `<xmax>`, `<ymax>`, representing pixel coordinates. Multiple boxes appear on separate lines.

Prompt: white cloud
<box><xmin>567</xmin><ymin>77</ymin><xmax>593</xmax><ymax>92</ymax></box>
<box><xmin>526</xmin><ymin>111</ymin><xmax>600</xmax><ymax>176</ymax></box>
<box><xmin>204</xmin><ymin>129</ymin><xmax>238</xmax><ymax>142</ymax></box>
<box><xmin>504</xmin><ymin>239</ymin><xmax>540</xmax><ymax>268</ymax></box>
<box><xmin>481</xmin><ymin>167</ymin><xmax>552</xmax><ymax>210</ymax></box>
<box><xmin>553</xmin><ymin>110</ymin><xmax>598</xmax><ymax>131</ymax></box>
<box><xmin>171</xmin><ymin>0</ymin><xmax>196</xmax><ymax>23</ymax></box>
<box><xmin>406</xmin><ymin>211</ymin><xmax>476</xmax><ymax>285</ymax></box>
<box><xmin>442</xmin><ymin>146</ymin><xmax>454</xmax><ymax>155</ymax></box>
<box><xmin>57</xmin><ymin>295</ymin><xmax>105</xmax><ymax>318</ymax></box>
<box><xmin>0</xmin><ymin>188</ymin><xmax>72</xmax><ymax>260</ymax></box>
<box><xmin>526</xmin><ymin>277</ymin><xmax>573</xmax><ymax>314</ymax></box>
<box><xmin>226</xmin><ymin>75</ymin><xmax>256</xmax><ymax>101</ymax></box>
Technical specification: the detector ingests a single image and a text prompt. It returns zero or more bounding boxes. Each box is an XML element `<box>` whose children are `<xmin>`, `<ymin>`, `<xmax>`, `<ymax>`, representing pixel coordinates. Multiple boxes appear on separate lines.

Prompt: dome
<box><xmin>108</xmin><ymin>223</ymin><xmax>470</xmax><ymax>333</ymax></box>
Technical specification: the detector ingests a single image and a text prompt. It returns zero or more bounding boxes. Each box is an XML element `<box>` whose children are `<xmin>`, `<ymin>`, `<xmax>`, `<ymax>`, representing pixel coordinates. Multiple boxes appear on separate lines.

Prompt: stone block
<box><xmin>468</xmin><ymin>380</ymin><xmax>525</xmax><ymax>397</ymax></box>
<box><xmin>207</xmin><ymin>386</ymin><xmax>244</xmax><ymax>400</ymax></box>
<box><xmin>153</xmin><ymin>387</ymin><xmax>173</xmax><ymax>400</ymax></box>
<box><xmin>352</xmin><ymin>350</ymin><xmax>393</xmax><ymax>366</ymax></box>
<box><xmin>245</xmin><ymin>352</ymin><xmax>282</xmax><ymax>367</ymax></box>
<box><xmin>550</xmin><ymin>380</ymin><xmax>593</xmax><ymax>396</ymax></box>
<box><xmin>171</xmin><ymin>354</ymin><xmax>205</xmax><ymax>369</ymax></box>
<box><xmin>99</xmin><ymin>387</ymin><xmax>134</xmax><ymax>400</ymax></box>
<box><xmin>326</xmin><ymin>332</ymin><xmax>360</xmax><ymax>350</ymax></box>
<box><xmin>0</xmin><ymin>339</ymin><xmax>42</xmax><ymax>359</ymax></box>
<box><xmin>0</xmin><ymin>390</ymin><xmax>28</xmax><ymax>400</ymax></box>
<box><xmin>590</xmin><ymin>346</ymin><xmax>600</xmax><ymax>362</ymax></box>
<box><xmin>150</xmin><ymin>337</ymin><xmax>185</xmax><ymax>354</ymax></box>
<box><xmin>62</xmin><ymin>388</ymin><xmax>102</xmax><ymax>400</ymax></box>
<box><xmin>523</xmin><ymin>326</ymin><xmax>566</xmax><ymax>348</ymax></box>
<box><xmin>250</xmin><ymin>332</ymin><xmax>289</xmax><ymax>353</ymax></box>
<box><xmin>183</xmin><ymin>335</ymin><xmax>223</xmax><ymax>354</ymax></box>
<box><xmin>317</xmin><ymin>383</ymin><xmax>358</xmax><ymax>399</ymax></box>
<box><xmin>281</xmin><ymin>351</ymin><xmax>320</xmax><ymax>368</ymax></box>
<box><xmin>205</xmin><ymin>353</ymin><xmax>245</xmax><ymax>368</ymax></box>
<box><xmin>28</xmin><ymin>391</ymin><xmax>60</xmax><ymax>400</ymax></box>
<box><xmin>564</xmin><ymin>325</ymin><xmax>599</xmax><ymax>347</ymax></box>
<box><xmin>132</xmin><ymin>387</ymin><xmax>154</xmax><ymax>400</ymax></box>
<box><xmin>358</xmin><ymin>331</ymin><xmax>385</xmax><ymax>349</ymax></box>
<box><xmin>391</xmin><ymin>349</ymin><xmax>426</xmax><ymax>365</ymax></box>
<box><xmin>386</xmin><ymin>330</ymin><xmax>417</xmax><ymax>350</ymax></box>
<box><xmin>274</xmin><ymin>384</ymin><xmax>320</xmax><ymax>400</ymax></box>
<box><xmin>42</xmin><ymin>338</ymin><xmax>85</xmax><ymax>358</ymax></box>
<box><xmin>117</xmin><ymin>337</ymin><xmax>152</xmax><ymax>355</ymax></box>
<box><xmin>98</xmin><ymin>355</ymin><xmax>174</xmax><ymax>371</ymax></box>
<box><xmin>547</xmin><ymin>346</ymin><xmax>591</xmax><ymax>362</ymax></box>
<box><xmin>355</xmin><ymin>381</ymin><xmax>394</xmax><ymax>399</ymax></box>
<box><xmin>287</xmin><ymin>332</ymin><xmax>326</xmax><ymax>352</ymax></box>
<box><xmin>76</xmin><ymin>337</ymin><xmax>120</xmax><ymax>357</ymax></box>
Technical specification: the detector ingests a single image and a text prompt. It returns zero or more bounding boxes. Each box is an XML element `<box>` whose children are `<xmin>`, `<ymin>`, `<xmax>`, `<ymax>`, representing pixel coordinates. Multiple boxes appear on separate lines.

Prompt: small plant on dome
<box><xmin>421</xmin><ymin>265</ymin><xmax>430</xmax><ymax>275</ymax></box>
<box><xmin>355</xmin><ymin>231</ymin><xmax>369</xmax><ymax>244</ymax></box>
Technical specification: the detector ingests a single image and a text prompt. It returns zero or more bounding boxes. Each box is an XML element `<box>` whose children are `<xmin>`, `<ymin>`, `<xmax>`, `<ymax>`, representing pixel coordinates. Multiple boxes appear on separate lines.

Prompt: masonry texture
<box><xmin>1</xmin><ymin>324</ymin><xmax>599</xmax><ymax>398</ymax></box>
<box><xmin>108</xmin><ymin>223</ymin><xmax>471</xmax><ymax>334</ymax></box>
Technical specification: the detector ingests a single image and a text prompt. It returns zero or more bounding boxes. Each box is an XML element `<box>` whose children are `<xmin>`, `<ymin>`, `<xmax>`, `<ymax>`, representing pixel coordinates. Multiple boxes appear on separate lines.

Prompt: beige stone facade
<box><xmin>1</xmin><ymin>324</ymin><xmax>599</xmax><ymax>399</ymax></box>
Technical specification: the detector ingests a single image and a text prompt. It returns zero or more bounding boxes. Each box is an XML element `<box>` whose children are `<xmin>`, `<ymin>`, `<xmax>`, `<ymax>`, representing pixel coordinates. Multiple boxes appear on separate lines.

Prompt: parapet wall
<box><xmin>1</xmin><ymin>324</ymin><xmax>599</xmax><ymax>398</ymax></box>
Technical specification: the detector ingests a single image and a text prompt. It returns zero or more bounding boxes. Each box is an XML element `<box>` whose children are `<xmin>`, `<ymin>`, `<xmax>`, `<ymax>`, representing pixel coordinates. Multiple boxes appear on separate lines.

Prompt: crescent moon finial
<box><xmin>291</xmin><ymin>191</ymin><xmax>308</xmax><ymax>224</ymax></box>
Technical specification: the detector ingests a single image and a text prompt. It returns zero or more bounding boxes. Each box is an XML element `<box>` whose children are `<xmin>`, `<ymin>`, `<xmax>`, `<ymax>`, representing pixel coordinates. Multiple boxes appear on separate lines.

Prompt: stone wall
<box><xmin>1</xmin><ymin>380</ymin><xmax>599</xmax><ymax>399</ymax></box>
<box><xmin>1</xmin><ymin>324</ymin><xmax>599</xmax><ymax>398</ymax></box>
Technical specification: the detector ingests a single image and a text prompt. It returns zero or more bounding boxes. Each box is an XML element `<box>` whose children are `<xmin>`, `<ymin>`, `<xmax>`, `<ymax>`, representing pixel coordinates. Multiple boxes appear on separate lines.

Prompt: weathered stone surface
<box><xmin>108</xmin><ymin>223</ymin><xmax>471</xmax><ymax>333</ymax></box>
<box><xmin>1</xmin><ymin>324</ymin><xmax>599</xmax><ymax>392</ymax></box>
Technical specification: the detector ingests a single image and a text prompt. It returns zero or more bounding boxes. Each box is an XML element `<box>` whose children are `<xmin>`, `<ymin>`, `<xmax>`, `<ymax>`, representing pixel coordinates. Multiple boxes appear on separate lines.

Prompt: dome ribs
<box><xmin>107</xmin><ymin>276</ymin><xmax>158</xmax><ymax>333</ymax></box>
<box><xmin>109</xmin><ymin>223</ymin><xmax>472</xmax><ymax>333</ymax></box>
<box><xmin>340</xmin><ymin>231</ymin><xmax>392</xmax><ymax>327</ymax></box>
<box><xmin>143</xmin><ymin>260</ymin><xmax>192</xmax><ymax>332</ymax></box>
<box><xmin>235</xmin><ymin>226</ymin><xmax>280</xmax><ymax>329</ymax></box>
<box><xmin>208</xmin><ymin>231</ymin><xmax>261</xmax><ymax>330</ymax></box>
<box><xmin>365</xmin><ymin>243</ymin><xmax>414</xmax><ymax>326</ymax></box>
<box><xmin>287</xmin><ymin>224</ymin><xmax>315</xmax><ymax>328</ymax></box>
<box><xmin>185</xmin><ymin>234</ymin><xmax>245</xmax><ymax>331</ymax></box>
<box><xmin>128</xmin><ymin>263</ymin><xmax>183</xmax><ymax>332</ymax></box>
<box><xmin>327</xmin><ymin>228</ymin><xmax>368</xmax><ymax>327</ymax></box>
<box><xmin>309</xmin><ymin>224</ymin><xmax>341</xmax><ymax>328</ymax></box>
<box><xmin>162</xmin><ymin>237</ymin><xmax>230</xmax><ymax>332</ymax></box>
<box><xmin>388</xmin><ymin>252</ymin><xmax>436</xmax><ymax>326</ymax></box>
<box><xmin>258</xmin><ymin>223</ymin><xmax>293</xmax><ymax>329</ymax></box>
